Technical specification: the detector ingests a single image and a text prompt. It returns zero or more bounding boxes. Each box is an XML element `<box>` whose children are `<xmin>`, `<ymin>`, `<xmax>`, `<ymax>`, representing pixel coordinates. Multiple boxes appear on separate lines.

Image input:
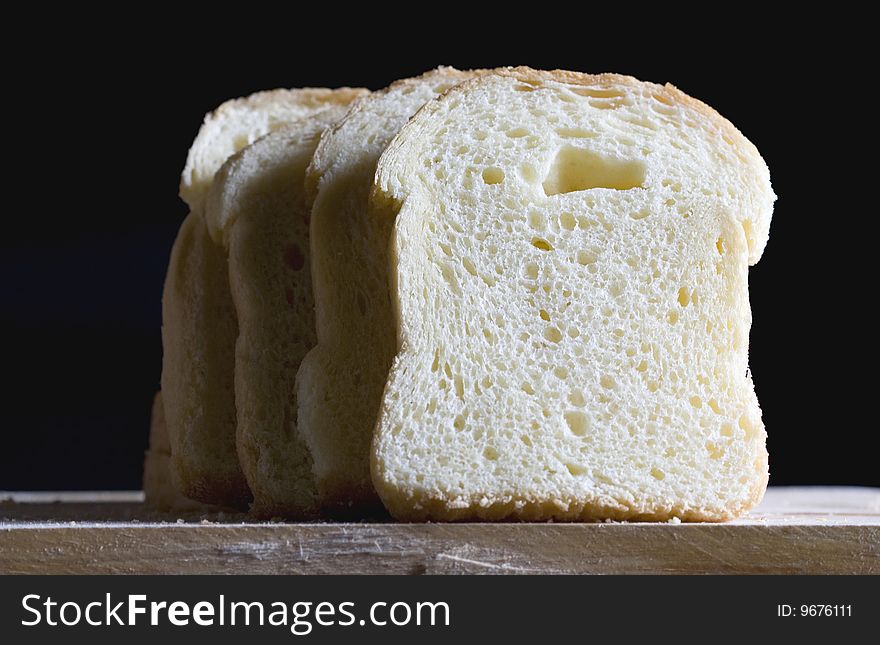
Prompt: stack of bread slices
<box><xmin>147</xmin><ymin>67</ymin><xmax>774</xmax><ymax>522</ymax></box>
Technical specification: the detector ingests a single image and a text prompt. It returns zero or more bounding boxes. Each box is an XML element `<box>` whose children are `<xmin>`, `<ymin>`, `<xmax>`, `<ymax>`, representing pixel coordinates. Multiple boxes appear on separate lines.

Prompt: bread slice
<box><xmin>161</xmin><ymin>210</ymin><xmax>246</xmax><ymax>505</ymax></box>
<box><xmin>143</xmin><ymin>391</ymin><xmax>216</xmax><ymax>511</ymax></box>
<box><xmin>205</xmin><ymin>106</ymin><xmax>356</xmax><ymax>518</ymax></box>
<box><xmin>297</xmin><ymin>68</ymin><xmax>477</xmax><ymax>511</ymax></box>
<box><xmin>181</xmin><ymin>89</ymin><xmax>366</xmax><ymax>212</ymax></box>
<box><xmin>371</xmin><ymin>68</ymin><xmax>775</xmax><ymax>521</ymax></box>
<box><xmin>162</xmin><ymin>88</ymin><xmax>366</xmax><ymax>507</ymax></box>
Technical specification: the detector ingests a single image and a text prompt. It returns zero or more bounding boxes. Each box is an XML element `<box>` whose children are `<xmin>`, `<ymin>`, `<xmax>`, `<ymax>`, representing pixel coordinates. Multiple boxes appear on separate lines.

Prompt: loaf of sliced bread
<box><xmin>371</xmin><ymin>69</ymin><xmax>774</xmax><ymax>521</ymax></box>
<box><xmin>206</xmin><ymin>105</ymin><xmax>357</xmax><ymax>518</ymax></box>
<box><xmin>162</xmin><ymin>88</ymin><xmax>366</xmax><ymax>507</ymax></box>
<box><xmin>297</xmin><ymin>68</ymin><xmax>477</xmax><ymax>511</ymax></box>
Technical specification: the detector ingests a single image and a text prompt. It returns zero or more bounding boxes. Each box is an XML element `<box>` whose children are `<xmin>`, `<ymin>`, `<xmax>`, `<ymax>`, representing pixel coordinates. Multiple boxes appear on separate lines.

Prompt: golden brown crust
<box><xmin>377</xmin><ymin>488</ymin><xmax>759</xmax><ymax>523</ymax></box>
<box><xmin>386</xmin><ymin>67</ymin><xmax>757</xmax><ymax>174</ymax></box>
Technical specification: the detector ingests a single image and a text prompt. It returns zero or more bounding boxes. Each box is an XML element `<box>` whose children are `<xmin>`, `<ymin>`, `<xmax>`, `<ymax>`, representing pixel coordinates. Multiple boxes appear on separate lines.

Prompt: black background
<box><xmin>1</xmin><ymin>14</ymin><xmax>875</xmax><ymax>490</ymax></box>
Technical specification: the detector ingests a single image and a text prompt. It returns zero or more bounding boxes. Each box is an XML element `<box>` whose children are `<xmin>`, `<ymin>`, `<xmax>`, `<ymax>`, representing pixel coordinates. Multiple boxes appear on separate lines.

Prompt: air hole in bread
<box><xmin>525</xmin><ymin>262</ymin><xmax>539</xmax><ymax>279</ymax></box>
<box><xmin>706</xmin><ymin>442</ymin><xmax>724</xmax><ymax>460</ymax></box>
<box><xmin>483</xmin><ymin>447</ymin><xmax>500</xmax><ymax>460</ymax></box>
<box><xmin>738</xmin><ymin>414</ymin><xmax>757</xmax><ymax>439</ymax></box>
<box><xmin>589</xmin><ymin>99</ymin><xmax>628</xmax><ymax>110</ymax></box>
<box><xmin>630</xmin><ymin>208</ymin><xmax>650</xmax><ymax>220</ymax></box>
<box><xmin>542</xmin><ymin>146</ymin><xmax>645</xmax><ymax>196</ymax></box>
<box><xmin>600</xmin><ymin>374</ymin><xmax>616</xmax><ymax>390</ymax></box>
<box><xmin>571</xmin><ymin>87</ymin><xmax>625</xmax><ymax>99</ymax></box>
<box><xmin>553</xmin><ymin>366</ymin><xmax>569</xmax><ymax>379</ymax></box>
<box><xmin>556</xmin><ymin>127</ymin><xmax>598</xmax><ymax>139</ymax></box>
<box><xmin>564</xmin><ymin>411</ymin><xmax>590</xmax><ymax>437</ymax></box>
<box><xmin>544</xmin><ymin>327</ymin><xmax>563</xmax><ymax>343</ymax></box>
<box><xmin>650</xmin><ymin>467</ymin><xmax>665</xmax><ymax>480</ymax></box>
<box><xmin>507</xmin><ymin>127</ymin><xmax>530</xmax><ymax>138</ymax></box>
<box><xmin>482</xmin><ymin>167</ymin><xmax>504</xmax><ymax>184</ymax></box>
<box><xmin>532</xmin><ymin>238</ymin><xmax>553</xmax><ymax>251</ymax></box>
<box><xmin>528</xmin><ymin>211</ymin><xmax>545</xmax><ymax>231</ymax></box>
<box><xmin>622</xmin><ymin>115</ymin><xmax>659</xmax><ymax>131</ymax></box>
<box><xmin>559</xmin><ymin>212</ymin><xmax>576</xmax><ymax>231</ymax></box>
<box><xmin>678</xmin><ymin>287</ymin><xmax>691</xmax><ymax>307</ymax></box>
<box><xmin>565</xmin><ymin>463</ymin><xmax>588</xmax><ymax>476</ymax></box>
<box><xmin>652</xmin><ymin>91</ymin><xmax>675</xmax><ymax>106</ymax></box>
<box><xmin>652</xmin><ymin>102</ymin><xmax>678</xmax><ymax>117</ymax></box>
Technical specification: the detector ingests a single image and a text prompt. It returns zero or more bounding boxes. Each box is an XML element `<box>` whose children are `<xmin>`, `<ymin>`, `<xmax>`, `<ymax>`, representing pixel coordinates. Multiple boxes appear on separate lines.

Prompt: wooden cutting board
<box><xmin>1</xmin><ymin>487</ymin><xmax>877</xmax><ymax>574</ymax></box>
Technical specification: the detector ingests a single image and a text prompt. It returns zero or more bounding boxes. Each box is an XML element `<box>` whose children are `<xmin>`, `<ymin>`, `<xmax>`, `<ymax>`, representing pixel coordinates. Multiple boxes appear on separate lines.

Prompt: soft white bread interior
<box><xmin>371</xmin><ymin>68</ymin><xmax>774</xmax><ymax>521</ymax></box>
<box><xmin>162</xmin><ymin>88</ymin><xmax>367</xmax><ymax>508</ymax></box>
<box><xmin>297</xmin><ymin>68</ymin><xmax>476</xmax><ymax>511</ymax></box>
<box><xmin>206</xmin><ymin>105</ymin><xmax>355</xmax><ymax>518</ymax></box>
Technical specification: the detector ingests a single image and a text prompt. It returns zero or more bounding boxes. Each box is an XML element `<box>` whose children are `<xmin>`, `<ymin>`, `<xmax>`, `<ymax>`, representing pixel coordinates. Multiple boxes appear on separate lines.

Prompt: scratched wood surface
<box><xmin>0</xmin><ymin>487</ymin><xmax>877</xmax><ymax>574</ymax></box>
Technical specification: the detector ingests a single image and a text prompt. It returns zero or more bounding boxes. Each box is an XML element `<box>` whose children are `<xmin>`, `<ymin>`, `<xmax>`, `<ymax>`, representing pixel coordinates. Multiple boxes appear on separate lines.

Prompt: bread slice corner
<box><xmin>180</xmin><ymin>88</ymin><xmax>368</xmax><ymax>213</ymax></box>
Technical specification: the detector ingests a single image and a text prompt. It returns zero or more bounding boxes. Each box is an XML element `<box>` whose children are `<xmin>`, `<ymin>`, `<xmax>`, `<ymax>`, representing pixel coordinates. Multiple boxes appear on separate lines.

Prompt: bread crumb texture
<box><xmin>371</xmin><ymin>68</ymin><xmax>774</xmax><ymax>521</ymax></box>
